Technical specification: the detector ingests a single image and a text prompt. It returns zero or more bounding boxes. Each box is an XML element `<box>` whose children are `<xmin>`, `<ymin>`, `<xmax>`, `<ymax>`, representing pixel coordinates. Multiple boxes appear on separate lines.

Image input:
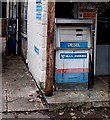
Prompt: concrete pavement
<box><xmin>2</xmin><ymin>55</ymin><xmax>47</xmax><ymax>113</ymax></box>
<box><xmin>45</xmin><ymin>76</ymin><xmax>110</xmax><ymax>107</ymax></box>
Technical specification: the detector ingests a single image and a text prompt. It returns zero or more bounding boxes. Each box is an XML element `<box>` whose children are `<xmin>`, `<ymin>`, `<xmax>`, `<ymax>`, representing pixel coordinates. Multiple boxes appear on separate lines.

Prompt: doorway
<box><xmin>96</xmin><ymin>7</ymin><xmax>110</xmax><ymax>75</ymax></box>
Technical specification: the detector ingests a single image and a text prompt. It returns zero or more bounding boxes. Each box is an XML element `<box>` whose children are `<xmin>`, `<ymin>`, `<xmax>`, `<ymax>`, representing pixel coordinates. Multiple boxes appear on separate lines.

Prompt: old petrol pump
<box><xmin>7</xmin><ymin>18</ymin><xmax>17</xmax><ymax>54</ymax></box>
<box><xmin>55</xmin><ymin>18</ymin><xmax>94</xmax><ymax>90</ymax></box>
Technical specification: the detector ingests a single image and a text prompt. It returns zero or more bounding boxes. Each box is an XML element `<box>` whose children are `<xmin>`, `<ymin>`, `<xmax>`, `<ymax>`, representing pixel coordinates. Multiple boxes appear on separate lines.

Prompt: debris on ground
<box><xmin>28</xmin><ymin>98</ymin><xmax>35</xmax><ymax>103</ymax></box>
<box><xmin>59</xmin><ymin>112</ymin><xmax>64</xmax><ymax>116</ymax></box>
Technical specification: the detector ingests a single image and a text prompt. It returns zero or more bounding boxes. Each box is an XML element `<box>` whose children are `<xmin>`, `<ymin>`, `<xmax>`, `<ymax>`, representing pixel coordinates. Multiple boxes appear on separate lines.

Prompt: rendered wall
<box><xmin>27</xmin><ymin>0</ymin><xmax>48</xmax><ymax>86</ymax></box>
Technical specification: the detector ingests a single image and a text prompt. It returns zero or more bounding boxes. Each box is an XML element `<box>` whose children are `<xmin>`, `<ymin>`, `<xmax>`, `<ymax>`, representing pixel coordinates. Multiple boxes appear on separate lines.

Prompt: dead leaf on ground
<box><xmin>96</xmin><ymin>91</ymin><xmax>106</xmax><ymax>96</ymax></box>
<box><xmin>37</xmin><ymin>100</ymin><xmax>42</xmax><ymax>103</ymax></box>
<box><xmin>70</xmin><ymin>113</ymin><xmax>76</xmax><ymax>116</ymax></box>
<box><xmin>72</xmin><ymin>116</ymin><xmax>77</xmax><ymax>119</ymax></box>
<box><xmin>28</xmin><ymin>98</ymin><xmax>34</xmax><ymax>102</ymax></box>
<box><xmin>32</xmin><ymin>79</ymin><xmax>34</xmax><ymax>81</ymax></box>
<box><xmin>70</xmin><ymin>108</ymin><xmax>74</xmax><ymax>111</ymax></box>
<box><xmin>26</xmin><ymin>112</ymin><xmax>29</xmax><ymax>115</ymax></box>
<box><xmin>29</xmin><ymin>94</ymin><xmax>33</xmax><ymax>97</ymax></box>
<box><xmin>73</xmin><ymin>91</ymin><xmax>77</xmax><ymax>94</ymax></box>
<box><xmin>59</xmin><ymin>112</ymin><xmax>64</xmax><ymax>116</ymax></box>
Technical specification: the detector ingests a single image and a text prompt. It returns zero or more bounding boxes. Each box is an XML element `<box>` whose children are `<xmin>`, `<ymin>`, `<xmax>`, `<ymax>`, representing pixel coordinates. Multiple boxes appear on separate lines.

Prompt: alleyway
<box><xmin>2</xmin><ymin>55</ymin><xmax>48</xmax><ymax>113</ymax></box>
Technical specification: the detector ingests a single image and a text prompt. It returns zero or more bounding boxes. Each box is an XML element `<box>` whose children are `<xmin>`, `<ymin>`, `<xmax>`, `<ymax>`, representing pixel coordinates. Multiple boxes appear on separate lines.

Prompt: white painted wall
<box><xmin>27</xmin><ymin>0</ymin><xmax>48</xmax><ymax>86</ymax></box>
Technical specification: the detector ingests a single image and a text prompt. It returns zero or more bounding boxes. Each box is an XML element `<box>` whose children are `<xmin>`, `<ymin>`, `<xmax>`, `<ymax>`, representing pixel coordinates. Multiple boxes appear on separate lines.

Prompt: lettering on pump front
<box><xmin>74</xmin><ymin>54</ymin><xmax>87</xmax><ymax>58</ymax></box>
<box><xmin>60</xmin><ymin>53</ymin><xmax>87</xmax><ymax>59</ymax></box>
<box><xmin>60</xmin><ymin>42</ymin><xmax>88</xmax><ymax>48</ymax></box>
<box><xmin>68</xmin><ymin>43</ymin><xmax>80</xmax><ymax>47</ymax></box>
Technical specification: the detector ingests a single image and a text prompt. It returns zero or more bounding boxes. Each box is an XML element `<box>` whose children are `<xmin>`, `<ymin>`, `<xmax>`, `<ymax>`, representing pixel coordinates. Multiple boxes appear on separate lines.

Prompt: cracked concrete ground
<box><xmin>2</xmin><ymin>55</ymin><xmax>47</xmax><ymax>113</ymax></box>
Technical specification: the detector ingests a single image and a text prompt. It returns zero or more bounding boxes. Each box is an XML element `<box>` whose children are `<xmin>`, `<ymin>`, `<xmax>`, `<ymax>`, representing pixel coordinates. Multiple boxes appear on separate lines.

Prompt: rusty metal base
<box><xmin>55</xmin><ymin>82</ymin><xmax>88</xmax><ymax>91</ymax></box>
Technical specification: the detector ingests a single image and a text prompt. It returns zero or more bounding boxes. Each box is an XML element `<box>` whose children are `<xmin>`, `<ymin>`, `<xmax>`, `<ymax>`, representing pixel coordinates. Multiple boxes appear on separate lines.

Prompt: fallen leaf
<box><xmin>59</xmin><ymin>112</ymin><xmax>64</xmax><ymax>116</ymax></box>
<box><xmin>105</xmin><ymin>114</ymin><xmax>109</xmax><ymax>118</ymax></box>
<box><xmin>39</xmin><ymin>95</ymin><xmax>43</xmax><ymax>98</ymax></box>
<box><xmin>70</xmin><ymin>108</ymin><xmax>74</xmax><ymax>111</ymax></box>
<box><xmin>90</xmin><ymin>109</ymin><xmax>94</xmax><ymax>112</ymax></box>
<box><xmin>29</xmin><ymin>94</ymin><xmax>33</xmax><ymax>97</ymax></box>
<box><xmin>28</xmin><ymin>99</ymin><xmax>34</xmax><ymax>102</ymax></box>
<box><xmin>26</xmin><ymin>112</ymin><xmax>29</xmax><ymax>115</ymax></box>
<box><xmin>96</xmin><ymin>91</ymin><xmax>106</xmax><ymax>96</ymax></box>
<box><xmin>70</xmin><ymin>113</ymin><xmax>76</xmax><ymax>116</ymax></box>
<box><xmin>37</xmin><ymin>100</ymin><xmax>42</xmax><ymax>103</ymax></box>
<box><xmin>72</xmin><ymin>116</ymin><xmax>77</xmax><ymax>119</ymax></box>
<box><xmin>73</xmin><ymin>91</ymin><xmax>77</xmax><ymax>94</ymax></box>
<box><xmin>4</xmin><ymin>88</ymin><xmax>8</xmax><ymax>91</ymax></box>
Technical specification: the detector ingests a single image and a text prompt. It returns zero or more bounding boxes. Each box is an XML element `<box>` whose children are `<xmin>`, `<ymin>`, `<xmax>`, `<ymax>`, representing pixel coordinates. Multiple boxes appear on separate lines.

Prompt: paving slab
<box><xmin>2</xmin><ymin>56</ymin><xmax>46</xmax><ymax>112</ymax></box>
<box><xmin>8</xmin><ymin>97</ymin><xmax>37</xmax><ymax>112</ymax></box>
<box><xmin>2</xmin><ymin>112</ymin><xmax>50</xmax><ymax>119</ymax></box>
<box><xmin>17</xmin><ymin>112</ymin><xmax>50</xmax><ymax>119</ymax></box>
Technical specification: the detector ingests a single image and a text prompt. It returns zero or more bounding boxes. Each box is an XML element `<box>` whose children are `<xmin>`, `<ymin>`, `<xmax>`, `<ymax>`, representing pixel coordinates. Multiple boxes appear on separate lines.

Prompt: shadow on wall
<box><xmin>2</xmin><ymin>19</ymin><xmax>7</xmax><ymax>37</ymax></box>
<box><xmin>0</xmin><ymin>18</ymin><xmax>7</xmax><ymax>37</ymax></box>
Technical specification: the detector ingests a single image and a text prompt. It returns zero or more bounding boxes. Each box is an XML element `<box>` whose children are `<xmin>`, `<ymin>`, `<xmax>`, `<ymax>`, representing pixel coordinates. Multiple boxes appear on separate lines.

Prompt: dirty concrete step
<box><xmin>43</xmin><ymin>90</ymin><xmax>110</xmax><ymax>109</ymax></box>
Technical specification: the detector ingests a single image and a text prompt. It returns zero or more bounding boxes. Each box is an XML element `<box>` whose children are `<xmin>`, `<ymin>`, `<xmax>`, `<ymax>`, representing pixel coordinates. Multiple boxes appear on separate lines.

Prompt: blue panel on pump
<box><xmin>60</xmin><ymin>53</ymin><xmax>87</xmax><ymax>59</ymax></box>
<box><xmin>60</xmin><ymin>42</ymin><xmax>88</xmax><ymax>48</ymax></box>
<box><xmin>55</xmin><ymin>72</ymin><xmax>88</xmax><ymax>83</ymax></box>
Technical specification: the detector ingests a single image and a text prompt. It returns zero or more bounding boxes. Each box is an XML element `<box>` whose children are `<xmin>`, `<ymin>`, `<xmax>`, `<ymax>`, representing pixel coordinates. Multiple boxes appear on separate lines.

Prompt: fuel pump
<box><xmin>55</xmin><ymin>18</ymin><xmax>94</xmax><ymax>90</ymax></box>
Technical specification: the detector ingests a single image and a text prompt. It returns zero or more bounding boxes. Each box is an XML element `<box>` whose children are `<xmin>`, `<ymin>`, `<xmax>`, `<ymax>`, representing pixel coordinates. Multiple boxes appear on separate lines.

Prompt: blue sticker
<box><xmin>60</xmin><ymin>42</ymin><xmax>88</xmax><ymax>48</ymax></box>
<box><xmin>36</xmin><ymin>0</ymin><xmax>41</xmax><ymax>3</ymax></box>
<box><xmin>92</xmin><ymin>25</ymin><xmax>95</xmax><ymax>31</ymax></box>
<box><xmin>36</xmin><ymin>5</ymin><xmax>42</xmax><ymax>12</ymax></box>
<box><xmin>34</xmin><ymin>46</ymin><xmax>39</xmax><ymax>54</ymax></box>
<box><xmin>60</xmin><ymin>53</ymin><xmax>87</xmax><ymax>59</ymax></box>
<box><xmin>36</xmin><ymin>13</ymin><xmax>41</xmax><ymax>20</ymax></box>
